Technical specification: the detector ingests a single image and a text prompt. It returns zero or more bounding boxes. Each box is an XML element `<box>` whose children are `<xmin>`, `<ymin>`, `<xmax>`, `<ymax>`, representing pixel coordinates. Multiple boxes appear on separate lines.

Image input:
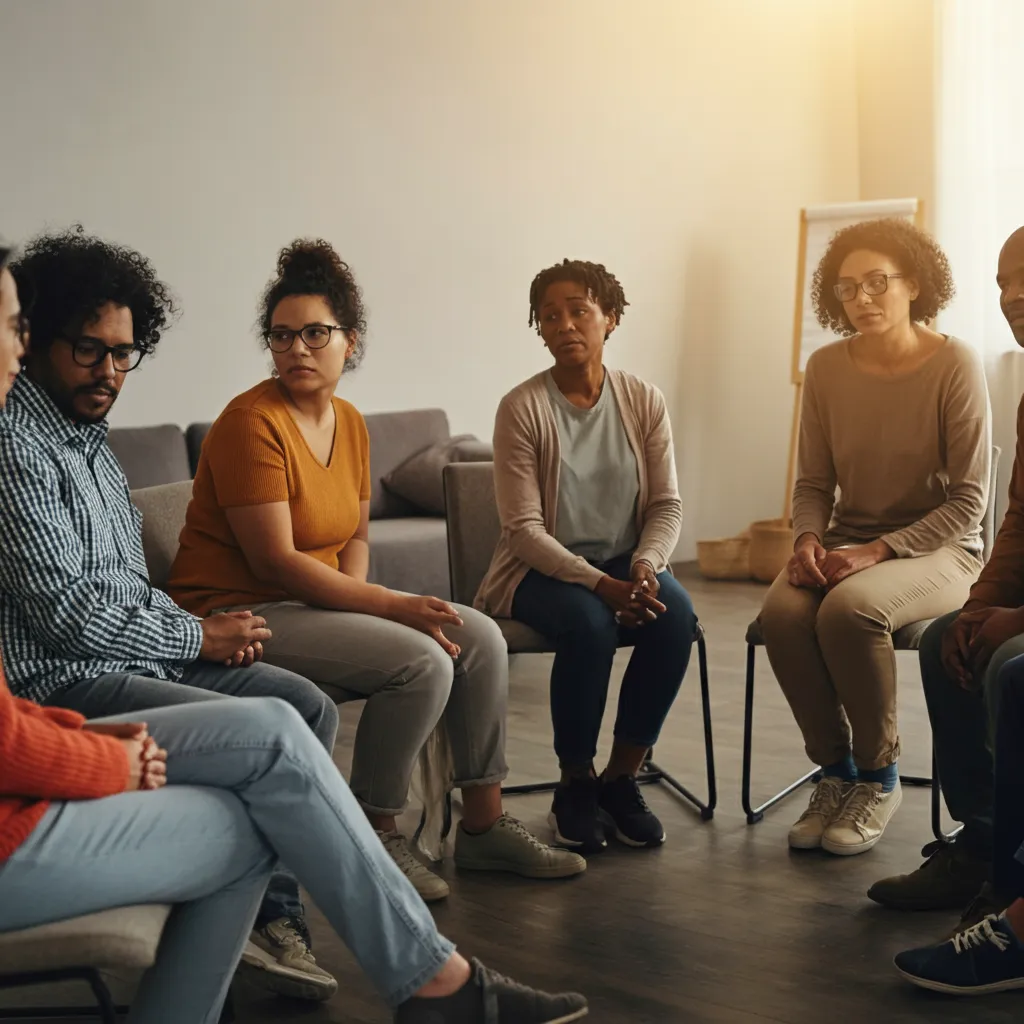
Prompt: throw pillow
<box><xmin>382</xmin><ymin>435</ymin><xmax>492</xmax><ymax>515</ymax></box>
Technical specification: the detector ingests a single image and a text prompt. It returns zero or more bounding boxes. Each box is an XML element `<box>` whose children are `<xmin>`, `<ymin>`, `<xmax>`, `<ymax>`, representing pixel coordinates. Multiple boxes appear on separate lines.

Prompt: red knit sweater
<box><xmin>0</xmin><ymin>666</ymin><xmax>129</xmax><ymax>862</ymax></box>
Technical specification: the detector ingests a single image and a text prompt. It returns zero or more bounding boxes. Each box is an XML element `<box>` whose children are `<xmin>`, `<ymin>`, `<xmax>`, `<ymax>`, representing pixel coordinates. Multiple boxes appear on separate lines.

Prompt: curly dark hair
<box><xmin>258</xmin><ymin>239</ymin><xmax>367</xmax><ymax>371</ymax></box>
<box><xmin>812</xmin><ymin>218</ymin><xmax>954</xmax><ymax>336</ymax></box>
<box><xmin>9</xmin><ymin>226</ymin><xmax>177</xmax><ymax>358</ymax></box>
<box><xmin>528</xmin><ymin>259</ymin><xmax>629</xmax><ymax>335</ymax></box>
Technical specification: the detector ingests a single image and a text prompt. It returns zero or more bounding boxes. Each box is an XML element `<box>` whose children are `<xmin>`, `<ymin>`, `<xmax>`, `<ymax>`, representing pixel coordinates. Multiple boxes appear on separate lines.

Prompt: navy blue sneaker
<box><xmin>599</xmin><ymin>774</ymin><xmax>665</xmax><ymax>848</ymax></box>
<box><xmin>894</xmin><ymin>913</ymin><xmax>1024</xmax><ymax>995</ymax></box>
<box><xmin>548</xmin><ymin>777</ymin><xmax>607</xmax><ymax>854</ymax></box>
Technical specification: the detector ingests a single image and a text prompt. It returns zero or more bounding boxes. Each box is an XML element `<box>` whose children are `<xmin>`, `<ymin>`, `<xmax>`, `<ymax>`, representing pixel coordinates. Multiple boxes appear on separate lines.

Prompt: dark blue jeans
<box><xmin>511</xmin><ymin>552</ymin><xmax>698</xmax><ymax>767</ymax></box>
<box><xmin>993</xmin><ymin>655</ymin><xmax>1024</xmax><ymax>899</ymax></box>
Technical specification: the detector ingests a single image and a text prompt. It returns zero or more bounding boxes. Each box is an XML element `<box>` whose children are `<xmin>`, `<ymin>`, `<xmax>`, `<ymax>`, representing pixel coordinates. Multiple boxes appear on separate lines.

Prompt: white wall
<box><xmin>0</xmin><ymin>0</ymin><xmax>861</xmax><ymax>557</ymax></box>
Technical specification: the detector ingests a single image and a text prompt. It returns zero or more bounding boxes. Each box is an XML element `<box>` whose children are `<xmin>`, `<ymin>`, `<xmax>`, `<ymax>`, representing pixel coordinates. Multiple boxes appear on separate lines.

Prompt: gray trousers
<box><xmin>242</xmin><ymin>601</ymin><xmax>510</xmax><ymax>816</ymax></box>
<box><xmin>920</xmin><ymin>610</ymin><xmax>1024</xmax><ymax>858</ymax></box>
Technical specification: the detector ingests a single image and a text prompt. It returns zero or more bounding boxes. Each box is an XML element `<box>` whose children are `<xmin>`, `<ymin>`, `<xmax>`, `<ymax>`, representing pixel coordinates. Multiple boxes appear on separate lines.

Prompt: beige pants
<box><xmin>759</xmin><ymin>545</ymin><xmax>981</xmax><ymax>771</ymax></box>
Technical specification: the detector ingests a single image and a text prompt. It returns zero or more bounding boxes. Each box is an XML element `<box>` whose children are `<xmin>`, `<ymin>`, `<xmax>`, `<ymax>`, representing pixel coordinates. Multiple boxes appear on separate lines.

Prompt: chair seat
<box><xmin>0</xmin><ymin>905</ymin><xmax>172</xmax><ymax>975</ymax></box>
<box><xmin>746</xmin><ymin>616</ymin><xmax>933</xmax><ymax>651</ymax></box>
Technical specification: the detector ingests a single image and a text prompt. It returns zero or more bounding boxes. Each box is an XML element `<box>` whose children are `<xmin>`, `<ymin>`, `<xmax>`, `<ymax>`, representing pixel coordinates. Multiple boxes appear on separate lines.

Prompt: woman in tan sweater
<box><xmin>760</xmin><ymin>219</ymin><xmax>991</xmax><ymax>857</ymax></box>
<box><xmin>476</xmin><ymin>259</ymin><xmax>698</xmax><ymax>855</ymax></box>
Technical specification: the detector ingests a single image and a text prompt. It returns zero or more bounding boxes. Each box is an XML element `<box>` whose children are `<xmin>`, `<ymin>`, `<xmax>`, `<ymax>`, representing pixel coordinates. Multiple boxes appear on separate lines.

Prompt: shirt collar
<box><xmin>4</xmin><ymin>373</ymin><xmax>111</xmax><ymax>452</ymax></box>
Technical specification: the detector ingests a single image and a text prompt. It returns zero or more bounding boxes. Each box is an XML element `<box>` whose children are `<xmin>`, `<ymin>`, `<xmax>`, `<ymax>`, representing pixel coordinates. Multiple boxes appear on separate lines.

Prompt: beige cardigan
<box><xmin>475</xmin><ymin>367</ymin><xmax>683</xmax><ymax>617</ymax></box>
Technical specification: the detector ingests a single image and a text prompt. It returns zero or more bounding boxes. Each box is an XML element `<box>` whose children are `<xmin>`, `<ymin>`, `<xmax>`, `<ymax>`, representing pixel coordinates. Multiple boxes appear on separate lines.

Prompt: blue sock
<box><xmin>821</xmin><ymin>754</ymin><xmax>857</xmax><ymax>782</ymax></box>
<box><xmin>858</xmin><ymin>762</ymin><xmax>898</xmax><ymax>793</ymax></box>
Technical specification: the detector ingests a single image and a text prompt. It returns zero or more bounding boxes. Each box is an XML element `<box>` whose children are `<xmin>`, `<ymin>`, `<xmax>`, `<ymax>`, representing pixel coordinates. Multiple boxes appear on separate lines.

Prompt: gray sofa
<box><xmin>106</xmin><ymin>408</ymin><xmax>492</xmax><ymax>599</ymax></box>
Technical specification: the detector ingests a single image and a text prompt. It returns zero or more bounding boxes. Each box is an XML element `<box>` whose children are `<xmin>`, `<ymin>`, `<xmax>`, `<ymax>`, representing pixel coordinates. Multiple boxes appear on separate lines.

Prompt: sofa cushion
<box><xmin>107</xmin><ymin>425</ymin><xmax>191</xmax><ymax>490</ymax></box>
<box><xmin>382</xmin><ymin>435</ymin><xmax>493</xmax><ymax>516</ymax></box>
<box><xmin>0</xmin><ymin>905</ymin><xmax>171</xmax><ymax>975</ymax></box>
<box><xmin>186</xmin><ymin>422</ymin><xmax>212</xmax><ymax>476</ymax></box>
<box><xmin>131</xmin><ymin>481</ymin><xmax>193</xmax><ymax>589</ymax></box>
<box><xmin>364</xmin><ymin>409</ymin><xmax>451</xmax><ymax>519</ymax></box>
<box><xmin>368</xmin><ymin>517</ymin><xmax>450</xmax><ymax>598</ymax></box>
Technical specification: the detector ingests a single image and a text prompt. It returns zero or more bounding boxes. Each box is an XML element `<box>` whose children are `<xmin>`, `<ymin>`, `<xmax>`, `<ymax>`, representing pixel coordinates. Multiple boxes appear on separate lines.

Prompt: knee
<box><xmin>920</xmin><ymin>613</ymin><xmax>958</xmax><ymax>693</ymax></box>
<box><xmin>655</xmin><ymin>578</ymin><xmax>697</xmax><ymax>634</ymax></box>
<box><xmin>815</xmin><ymin>587</ymin><xmax>879</xmax><ymax>642</ymax></box>
<box><xmin>557</xmin><ymin>595</ymin><xmax>619</xmax><ymax>650</ymax></box>
<box><xmin>236</xmin><ymin>695</ymin><xmax>309</xmax><ymax>739</ymax></box>
<box><xmin>457</xmin><ymin>606</ymin><xmax>508</xmax><ymax>664</ymax></box>
<box><xmin>402</xmin><ymin>638</ymin><xmax>456</xmax><ymax>713</ymax></box>
<box><xmin>996</xmin><ymin>653</ymin><xmax>1024</xmax><ymax>703</ymax></box>
<box><xmin>759</xmin><ymin>574</ymin><xmax>813</xmax><ymax>641</ymax></box>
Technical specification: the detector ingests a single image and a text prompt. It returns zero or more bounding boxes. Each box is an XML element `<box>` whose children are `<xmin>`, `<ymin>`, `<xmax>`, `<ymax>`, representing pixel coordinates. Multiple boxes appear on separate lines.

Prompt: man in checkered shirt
<box><xmin>0</xmin><ymin>228</ymin><xmax>340</xmax><ymax>1002</ymax></box>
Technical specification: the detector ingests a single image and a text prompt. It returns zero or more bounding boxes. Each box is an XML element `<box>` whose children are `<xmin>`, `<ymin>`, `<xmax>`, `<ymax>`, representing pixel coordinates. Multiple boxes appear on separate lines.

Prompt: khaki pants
<box><xmin>759</xmin><ymin>545</ymin><xmax>981</xmax><ymax>771</ymax></box>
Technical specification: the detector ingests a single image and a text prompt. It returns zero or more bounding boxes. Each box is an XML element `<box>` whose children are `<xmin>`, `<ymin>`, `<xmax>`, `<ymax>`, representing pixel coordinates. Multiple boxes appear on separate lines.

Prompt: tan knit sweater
<box><xmin>793</xmin><ymin>336</ymin><xmax>991</xmax><ymax>557</ymax></box>
<box><xmin>475</xmin><ymin>368</ymin><xmax>682</xmax><ymax>618</ymax></box>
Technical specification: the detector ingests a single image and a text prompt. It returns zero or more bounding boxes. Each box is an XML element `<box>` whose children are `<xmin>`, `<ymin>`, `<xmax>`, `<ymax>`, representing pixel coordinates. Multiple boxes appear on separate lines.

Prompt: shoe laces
<box><xmin>836</xmin><ymin>782</ymin><xmax>882</xmax><ymax>826</ymax></box>
<box><xmin>609</xmin><ymin>775</ymin><xmax>650</xmax><ymax>814</ymax></box>
<box><xmin>951</xmin><ymin>915</ymin><xmax>1012</xmax><ymax>955</ymax></box>
<box><xmin>379</xmin><ymin>831</ymin><xmax>427</xmax><ymax>874</ymax></box>
<box><xmin>494</xmin><ymin>814</ymin><xmax>550</xmax><ymax>852</ymax></box>
<box><xmin>798</xmin><ymin>777</ymin><xmax>845</xmax><ymax>821</ymax></box>
<box><xmin>266</xmin><ymin>917</ymin><xmax>316</xmax><ymax>962</ymax></box>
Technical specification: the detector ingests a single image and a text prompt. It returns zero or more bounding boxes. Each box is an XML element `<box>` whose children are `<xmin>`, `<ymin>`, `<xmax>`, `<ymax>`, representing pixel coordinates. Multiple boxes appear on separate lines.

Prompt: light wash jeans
<box><xmin>0</xmin><ymin>697</ymin><xmax>454</xmax><ymax>1023</ymax></box>
<box><xmin>48</xmin><ymin>659</ymin><xmax>340</xmax><ymax>928</ymax></box>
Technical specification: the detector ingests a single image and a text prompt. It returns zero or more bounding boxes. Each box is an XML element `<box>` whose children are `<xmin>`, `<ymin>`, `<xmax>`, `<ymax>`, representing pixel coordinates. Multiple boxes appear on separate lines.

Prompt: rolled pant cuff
<box><xmin>452</xmin><ymin>769</ymin><xmax>509</xmax><ymax>790</ymax></box>
<box><xmin>852</xmin><ymin>744</ymin><xmax>901</xmax><ymax>773</ymax></box>
<box><xmin>385</xmin><ymin>936</ymin><xmax>458</xmax><ymax>1008</ymax></box>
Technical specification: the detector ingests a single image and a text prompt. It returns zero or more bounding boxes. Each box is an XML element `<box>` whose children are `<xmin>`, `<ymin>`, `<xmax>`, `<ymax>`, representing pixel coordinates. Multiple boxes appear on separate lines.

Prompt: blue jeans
<box><xmin>0</xmin><ymin>698</ymin><xmax>453</xmax><ymax>1023</ymax></box>
<box><xmin>46</xmin><ymin>660</ymin><xmax>339</xmax><ymax>929</ymax></box>
<box><xmin>511</xmin><ymin>553</ymin><xmax>698</xmax><ymax>766</ymax></box>
<box><xmin>993</xmin><ymin>656</ymin><xmax>1024</xmax><ymax>898</ymax></box>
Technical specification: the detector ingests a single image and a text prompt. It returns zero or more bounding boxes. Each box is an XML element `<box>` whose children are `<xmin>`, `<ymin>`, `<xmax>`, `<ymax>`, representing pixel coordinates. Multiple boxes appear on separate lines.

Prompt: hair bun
<box><xmin>276</xmin><ymin>239</ymin><xmax>349</xmax><ymax>289</ymax></box>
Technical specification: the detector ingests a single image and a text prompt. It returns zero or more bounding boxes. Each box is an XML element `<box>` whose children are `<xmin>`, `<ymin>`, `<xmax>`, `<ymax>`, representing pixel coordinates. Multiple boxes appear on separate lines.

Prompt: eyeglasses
<box><xmin>60</xmin><ymin>337</ymin><xmax>143</xmax><ymax>372</ymax></box>
<box><xmin>833</xmin><ymin>273</ymin><xmax>905</xmax><ymax>303</ymax></box>
<box><xmin>265</xmin><ymin>324</ymin><xmax>345</xmax><ymax>353</ymax></box>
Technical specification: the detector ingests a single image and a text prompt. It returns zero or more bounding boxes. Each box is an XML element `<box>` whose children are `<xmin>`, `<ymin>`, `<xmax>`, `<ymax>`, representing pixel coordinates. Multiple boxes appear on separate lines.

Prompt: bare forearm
<box><xmin>258</xmin><ymin>550</ymin><xmax>394</xmax><ymax>616</ymax></box>
<box><xmin>338</xmin><ymin>538</ymin><xmax>370</xmax><ymax>584</ymax></box>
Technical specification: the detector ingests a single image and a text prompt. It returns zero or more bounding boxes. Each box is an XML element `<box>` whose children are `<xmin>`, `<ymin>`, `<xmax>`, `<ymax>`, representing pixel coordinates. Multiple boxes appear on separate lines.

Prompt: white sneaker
<box><xmin>822</xmin><ymin>780</ymin><xmax>902</xmax><ymax>856</ymax></box>
<box><xmin>788</xmin><ymin>775</ymin><xmax>849</xmax><ymax>849</ymax></box>
<box><xmin>378</xmin><ymin>829</ymin><xmax>451</xmax><ymax>902</ymax></box>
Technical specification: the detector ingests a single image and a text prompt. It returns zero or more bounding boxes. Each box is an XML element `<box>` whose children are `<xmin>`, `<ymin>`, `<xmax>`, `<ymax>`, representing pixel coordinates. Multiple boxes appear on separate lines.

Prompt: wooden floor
<box><xmin>234</xmin><ymin>567</ymin><xmax>1020</xmax><ymax>1023</ymax></box>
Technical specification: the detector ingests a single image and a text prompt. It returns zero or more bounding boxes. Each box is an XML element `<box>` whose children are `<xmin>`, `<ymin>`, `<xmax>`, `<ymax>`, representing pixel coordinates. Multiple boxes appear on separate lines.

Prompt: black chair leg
<box><xmin>927</xmin><ymin>751</ymin><xmax>963</xmax><ymax>843</ymax></box>
<box><xmin>642</xmin><ymin>629</ymin><xmax>716</xmax><ymax>819</ymax></box>
<box><xmin>742</xmin><ymin>643</ymin><xmax>818</xmax><ymax>825</ymax></box>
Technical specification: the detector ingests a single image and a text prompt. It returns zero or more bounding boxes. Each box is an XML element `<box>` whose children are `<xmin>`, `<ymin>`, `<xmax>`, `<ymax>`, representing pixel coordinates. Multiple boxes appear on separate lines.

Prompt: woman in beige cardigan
<box><xmin>476</xmin><ymin>259</ymin><xmax>698</xmax><ymax>855</ymax></box>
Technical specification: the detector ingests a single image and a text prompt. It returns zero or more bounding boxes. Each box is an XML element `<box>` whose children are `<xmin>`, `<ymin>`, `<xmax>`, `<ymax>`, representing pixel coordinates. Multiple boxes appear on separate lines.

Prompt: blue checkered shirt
<box><xmin>0</xmin><ymin>375</ymin><xmax>204</xmax><ymax>703</ymax></box>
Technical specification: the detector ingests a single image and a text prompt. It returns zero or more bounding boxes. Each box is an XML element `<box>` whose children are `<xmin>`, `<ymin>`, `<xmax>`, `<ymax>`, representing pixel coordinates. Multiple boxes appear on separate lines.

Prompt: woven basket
<box><xmin>696</xmin><ymin>535</ymin><xmax>751</xmax><ymax>580</ymax></box>
<box><xmin>749</xmin><ymin>518</ymin><xmax>793</xmax><ymax>583</ymax></box>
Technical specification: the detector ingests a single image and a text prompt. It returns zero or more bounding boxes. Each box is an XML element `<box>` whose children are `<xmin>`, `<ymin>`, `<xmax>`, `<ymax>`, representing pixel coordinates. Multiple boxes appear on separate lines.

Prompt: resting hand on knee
<box><xmin>820</xmin><ymin>540</ymin><xmax>894</xmax><ymax>588</ymax></box>
<box><xmin>384</xmin><ymin>593</ymin><xmax>464</xmax><ymax>658</ymax></box>
<box><xmin>787</xmin><ymin>534</ymin><xmax>829</xmax><ymax>588</ymax></box>
<box><xmin>963</xmin><ymin>606</ymin><xmax>1024</xmax><ymax>680</ymax></box>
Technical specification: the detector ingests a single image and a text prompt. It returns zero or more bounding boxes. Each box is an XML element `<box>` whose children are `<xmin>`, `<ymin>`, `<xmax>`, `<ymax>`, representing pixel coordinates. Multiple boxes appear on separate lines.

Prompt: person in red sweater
<box><xmin>0</xmin><ymin>248</ymin><xmax>587</xmax><ymax>1024</ymax></box>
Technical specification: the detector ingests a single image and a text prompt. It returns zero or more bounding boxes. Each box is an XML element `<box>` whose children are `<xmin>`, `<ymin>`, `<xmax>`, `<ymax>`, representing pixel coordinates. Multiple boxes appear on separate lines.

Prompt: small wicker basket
<box><xmin>749</xmin><ymin>518</ymin><xmax>793</xmax><ymax>583</ymax></box>
<box><xmin>696</xmin><ymin>534</ymin><xmax>751</xmax><ymax>581</ymax></box>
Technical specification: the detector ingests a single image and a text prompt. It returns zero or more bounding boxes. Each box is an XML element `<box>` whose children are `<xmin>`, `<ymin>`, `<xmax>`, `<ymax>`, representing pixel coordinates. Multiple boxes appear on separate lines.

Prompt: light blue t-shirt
<box><xmin>545</xmin><ymin>371</ymin><xmax>639</xmax><ymax>564</ymax></box>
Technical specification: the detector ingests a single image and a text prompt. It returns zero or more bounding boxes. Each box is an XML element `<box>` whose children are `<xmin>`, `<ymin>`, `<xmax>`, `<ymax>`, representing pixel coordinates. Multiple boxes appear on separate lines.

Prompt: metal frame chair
<box><xmin>740</xmin><ymin>445</ymin><xmax>1001</xmax><ymax>842</ymax></box>
<box><xmin>442</xmin><ymin>461</ymin><xmax>716</xmax><ymax>821</ymax></box>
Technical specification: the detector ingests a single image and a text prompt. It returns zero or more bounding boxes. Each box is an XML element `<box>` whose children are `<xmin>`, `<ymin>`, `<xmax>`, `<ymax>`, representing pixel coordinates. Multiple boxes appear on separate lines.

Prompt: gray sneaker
<box><xmin>379</xmin><ymin>829</ymin><xmax>451</xmax><ymax>902</ymax></box>
<box><xmin>240</xmin><ymin>917</ymin><xmax>338</xmax><ymax>1002</ymax></box>
<box><xmin>454</xmin><ymin>814</ymin><xmax>587</xmax><ymax>878</ymax></box>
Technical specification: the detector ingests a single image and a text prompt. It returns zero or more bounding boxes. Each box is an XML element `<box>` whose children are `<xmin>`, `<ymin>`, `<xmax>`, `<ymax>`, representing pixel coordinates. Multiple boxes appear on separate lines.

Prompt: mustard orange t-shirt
<box><xmin>168</xmin><ymin>379</ymin><xmax>371</xmax><ymax>616</ymax></box>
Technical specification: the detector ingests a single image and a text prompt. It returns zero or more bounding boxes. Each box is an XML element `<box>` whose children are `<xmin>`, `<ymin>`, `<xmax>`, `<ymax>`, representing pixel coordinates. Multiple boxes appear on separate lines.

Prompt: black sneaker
<box><xmin>894</xmin><ymin>913</ymin><xmax>1024</xmax><ymax>995</ymax></box>
<box><xmin>395</xmin><ymin>957</ymin><xmax>588</xmax><ymax>1023</ymax></box>
<box><xmin>599</xmin><ymin>774</ymin><xmax>665</xmax><ymax>848</ymax></box>
<box><xmin>548</xmin><ymin>777</ymin><xmax>607</xmax><ymax>854</ymax></box>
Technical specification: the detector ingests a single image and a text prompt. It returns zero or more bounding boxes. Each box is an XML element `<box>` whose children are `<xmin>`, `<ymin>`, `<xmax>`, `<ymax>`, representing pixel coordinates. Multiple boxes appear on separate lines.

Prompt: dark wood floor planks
<box><xmin>234</xmin><ymin>567</ymin><xmax>1020</xmax><ymax>1023</ymax></box>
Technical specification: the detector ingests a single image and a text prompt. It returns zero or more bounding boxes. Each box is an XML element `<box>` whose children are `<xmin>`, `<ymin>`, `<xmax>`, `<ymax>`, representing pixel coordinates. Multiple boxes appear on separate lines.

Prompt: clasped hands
<box><xmin>786</xmin><ymin>535</ymin><xmax>894</xmax><ymax>590</ymax></box>
<box><xmin>82</xmin><ymin>722</ymin><xmax>168</xmax><ymax>792</ymax></box>
<box><xmin>940</xmin><ymin>605</ymin><xmax>1024</xmax><ymax>690</ymax></box>
<box><xmin>595</xmin><ymin>560</ymin><xmax>666</xmax><ymax>628</ymax></box>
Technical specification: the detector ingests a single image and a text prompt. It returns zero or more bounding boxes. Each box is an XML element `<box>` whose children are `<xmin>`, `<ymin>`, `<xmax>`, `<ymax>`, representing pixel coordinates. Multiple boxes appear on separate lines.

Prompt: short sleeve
<box><xmin>206</xmin><ymin>409</ymin><xmax>291</xmax><ymax>508</ymax></box>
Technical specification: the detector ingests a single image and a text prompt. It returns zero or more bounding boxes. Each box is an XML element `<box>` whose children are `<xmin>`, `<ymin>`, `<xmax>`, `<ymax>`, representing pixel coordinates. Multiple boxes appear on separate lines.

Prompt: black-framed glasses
<box><xmin>833</xmin><ymin>273</ymin><xmax>905</xmax><ymax>303</ymax></box>
<box><xmin>265</xmin><ymin>323</ymin><xmax>345</xmax><ymax>353</ymax></box>
<box><xmin>60</xmin><ymin>336</ymin><xmax>143</xmax><ymax>372</ymax></box>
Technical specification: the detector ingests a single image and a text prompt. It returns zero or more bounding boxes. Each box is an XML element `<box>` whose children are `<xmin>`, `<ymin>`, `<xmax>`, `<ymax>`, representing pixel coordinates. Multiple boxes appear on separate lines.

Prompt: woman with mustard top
<box><xmin>759</xmin><ymin>219</ymin><xmax>991</xmax><ymax>858</ymax></box>
<box><xmin>475</xmin><ymin>259</ymin><xmax>699</xmax><ymax>856</ymax></box>
<box><xmin>168</xmin><ymin>240</ymin><xmax>584</xmax><ymax>903</ymax></box>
